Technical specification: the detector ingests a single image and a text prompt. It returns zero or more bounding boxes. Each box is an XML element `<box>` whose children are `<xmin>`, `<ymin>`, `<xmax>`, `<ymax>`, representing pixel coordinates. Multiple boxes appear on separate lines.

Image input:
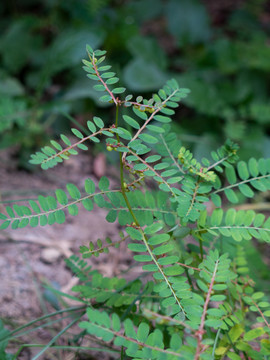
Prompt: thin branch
<box><xmin>122</xmin><ymin>88</ymin><xmax>180</xmax><ymax>163</ymax></box>
<box><xmin>123</xmin><ymin>146</ymin><xmax>177</xmax><ymax>198</ymax></box>
<box><xmin>176</xmin><ymin>262</ymin><xmax>202</xmax><ymax>272</ymax></box>
<box><xmin>206</xmin><ymin>155</ymin><xmax>229</xmax><ymax>171</ymax></box>
<box><xmin>84</xmin><ymin>322</ymin><xmax>183</xmax><ymax>358</ymax></box>
<box><xmin>244</xmin><ymin>296</ymin><xmax>270</xmax><ymax>330</ymax></box>
<box><xmin>195</xmin><ymin>225</ymin><xmax>270</xmax><ymax>234</ymax></box>
<box><xmin>43</xmin><ymin>128</ymin><xmax>110</xmax><ymax>165</ymax></box>
<box><xmin>214</xmin><ymin>173</ymin><xmax>270</xmax><ymax>195</ymax></box>
<box><xmin>91</xmin><ymin>54</ymin><xmax>118</xmax><ymax>106</ymax></box>
<box><xmin>143</xmin><ymin>308</ymin><xmax>193</xmax><ymax>330</ymax></box>
<box><xmin>1</xmin><ymin>189</ymin><xmax>121</xmax><ymax>222</ymax></box>
<box><xmin>159</xmin><ymin>133</ymin><xmax>184</xmax><ymax>174</ymax></box>
<box><xmin>194</xmin><ymin>259</ymin><xmax>219</xmax><ymax>360</ymax></box>
<box><xmin>185</xmin><ymin>179</ymin><xmax>200</xmax><ymax>218</ymax></box>
<box><xmin>80</xmin><ymin>236</ymin><xmax>127</xmax><ymax>257</ymax></box>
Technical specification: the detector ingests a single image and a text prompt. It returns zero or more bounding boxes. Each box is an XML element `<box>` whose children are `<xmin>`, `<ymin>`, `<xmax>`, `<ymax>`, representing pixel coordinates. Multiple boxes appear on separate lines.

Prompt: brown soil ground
<box><xmin>0</xmin><ymin>148</ymin><xmax>136</xmax><ymax>359</ymax></box>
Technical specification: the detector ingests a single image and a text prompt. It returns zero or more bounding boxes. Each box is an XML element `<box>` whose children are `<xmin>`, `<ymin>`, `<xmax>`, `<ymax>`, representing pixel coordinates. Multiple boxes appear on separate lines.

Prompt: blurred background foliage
<box><xmin>0</xmin><ymin>0</ymin><xmax>270</xmax><ymax>166</ymax></box>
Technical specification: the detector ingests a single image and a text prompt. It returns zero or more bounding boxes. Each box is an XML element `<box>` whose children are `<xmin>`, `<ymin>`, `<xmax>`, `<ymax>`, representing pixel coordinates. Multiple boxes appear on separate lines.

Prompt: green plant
<box><xmin>2</xmin><ymin>0</ymin><xmax>270</xmax><ymax>168</ymax></box>
<box><xmin>1</xmin><ymin>45</ymin><xmax>270</xmax><ymax>359</ymax></box>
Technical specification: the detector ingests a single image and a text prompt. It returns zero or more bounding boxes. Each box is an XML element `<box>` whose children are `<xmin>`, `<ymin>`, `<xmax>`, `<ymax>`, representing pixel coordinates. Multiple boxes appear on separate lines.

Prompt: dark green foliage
<box><xmin>1</xmin><ymin>0</ymin><xmax>270</xmax><ymax>170</ymax></box>
<box><xmin>1</xmin><ymin>46</ymin><xmax>270</xmax><ymax>359</ymax></box>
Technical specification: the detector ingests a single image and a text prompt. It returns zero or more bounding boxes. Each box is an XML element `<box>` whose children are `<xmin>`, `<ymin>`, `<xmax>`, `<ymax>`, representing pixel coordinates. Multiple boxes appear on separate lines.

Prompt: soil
<box><xmin>0</xmin><ymin>148</ymin><xmax>135</xmax><ymax>359</ymax></box>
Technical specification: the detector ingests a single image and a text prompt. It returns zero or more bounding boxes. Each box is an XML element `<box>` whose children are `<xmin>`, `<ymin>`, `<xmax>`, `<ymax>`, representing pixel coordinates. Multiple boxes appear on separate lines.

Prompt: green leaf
<box><xmin>123</xmin><ymin>115</ymin><xmax>140</xmax><ymax>129</ymax></box>
<box><xmin>77</xmin><ymin>143</ymin><xmax>88</xmax><ymax>151</ymax></box>
<box><xmin>204</xmin><ymin>319</ymin><xmax>222</xmax><ymax>328</ymax></box>
<box><xmin>68</xmin><ymin>204</ymin><xmax>79</xmax><ymax>216</ymax></box>
<box><xmin>116</xmin><ymin>127</ymin><xmax>132</xmax><ymax>140</ymax></box>
<box><xmin>99</xmin><ymin>176</ymin><xmax>109</xmax><ymax>191</ymax></box>
<box><xmin>138</xmin><ymin>133</ymin><xmax>158</xmax><ymax>144</ymax></box>
<box><xmin>0</xmin><ymin>220</ymin><xmax>11</xmax><ymax>229</ymax></box>
<box><xmin>134</xmin><ymin>254</ymin><xmax>152</xmax><ymax>262</ymax></box>
<box><xmin>153</xmin><ymin>115</ymin><xmax>171</xmax><ymax>123</ymax></box>
<box><xmin>101</xmin><ymin>72</ymin><xmax>115</xmax><ymax>79</ymax></box>
<box><xmin>93</xmin><ymin>117</ymin><xmax>104</xmax><ymax>128</ymax></box>
<box><xmin>128</xmin><ymin>243</ymin><xmax>147</xmax><ymax>252</ymax></box>
<box><xmin>144</xmin><ymin>222</ymin><xmax>163</xmax><ymax>234</ymax></box>
<box><xmin>248</xmin><ymin>158</ymin><xmax>259</xmax><ymax>177</ymax></box>
<box><xmin>148</xmin><ymin>234</ymin><xmax>170</xmax><ymax>245</ymax></box>
<box><xmin>93</xmin><ymin>84</ymin><xmax>106</xmax><ymax>91</ymax></box>
<box><xmin>211</xmin><ymin>209</ymin><xmax>223</xmax><ymax>226</ymax></box>
<box><xmin>211</xmin><ymin>193</ymin><xmax>221</xmax><ymax>207</ymax></box>
<box><xmin>226</xmin><ymin>165</ymin><xmax>237</xmax><ymax>184</ymax></box>
<box><xmin>85</xmin><ymin>178</ymin><xmax>95</xmax><ymax>194</ymax></box>
<box><xmin>126</xmin><ymin>227</ymin><xmax>142</xmax><ymax>240</ymax></box>
<box><xmin>66</xmin><ymin>184</ymin><xmax>81</xmax><ymax>200</ymax></box>
<box><xmin>87</xmin><ymin>121</ymin><xmax>96</xmax><ymax>133</ymax></box>
<box><xmin>210</xmin><ymin>294</ymin><xmax>226</xmax><ymax>302</ymax></box>
<box><xmin>86</xmin><ymin>44</ymin><xmax>93</xmax><ymax>54</ymax></box>
<box><xmin>170</xmin><ymin>333</ymin><xmax>182</xmax><ymax>351</ymax></box>
<box><xmin>106</xmin><ymin>77</ymin><xmax>119</xmax><ymax>85</ymax></box>
<box><xmin>133</xmin><ymin>106</ymin><xmax>148</xmax><ymax>120</ymax></box>
<box><xmin>237</xmin><ymin>161</ymin><xmax>249</xmax><ymax>180</ymax></box>
<box><xmin>55</xmin><ymin>210</ymin><xmax>66</xmax><ymax>224</ymax></box>
<box><xmin>137</xmin><ymin>323</ymin><xmax>150</xmax><ymax>343</ymax></box>
<box><xmin>0</xmin><ymin>213</ymin><xmax>7</xmax><ymax>220</ymax></box>
<box><xmin>244</xmin><ymin>327</ymin><xmax>264</xmax><ymax>341</ymax></box>
<box><xmin>238</xmin><ymin>184</ymin><xmax>254</xmax><ymax>198</ymax></box>
<box><xmin>55</xmin><ymin>189</ymin><xmax>68</xmax><ymax>205</ymax></box>
<box><xmin>152</xmin><ymin>243</ymin><xmax>174</xmax><ymax>255</ymax></box>
<box><xmin>71</xmin><ymin>128</ymin><xmax>84</xmax><ymax>139</ymax></box>
<box><xmin>146</xmin><ymin>124</ymin><xmax>165</xmax><ymax>133</ymax></box>
<box><xmin>106</xmin><ymin>210</ymin><xmax>117</xmax><ymax>223</ymax></box>
<box><xmin>82</xmin><ymin>198</ymin><xmax>93</xmax><ymax>211</ymax></box>
<box><xmin>158</xmin><ymin>255</ymin><xmax>179</xmax><ymax>265</ymax></box>
<box><xmin>112</xmin><ymin>87</ymin><xmax>126</xmax><ymax>94</ymax></box>
<box><xmin>100</xmin><ymin>95</ymin><xmax>112</xmax><ymax>102</ymax></box>
<box><xmin>60</xmin><ymin>134</ymin><xmax>71</xmax><ymax>146</ymax></box>
<box><xmin>224</xmin><ymin>188</ymin><xmax>238</xmax><ymax>203</ymax></box>
<box><xmin>111</xmin><ymin>313</ymin><xmax>121</xmax><ymax>332</ymax></box>
<box><xmin>251</xmin><ymin>292</ymin><xmax>264</xmax><ymax>300</ymax></box>
<box><xmin>145</xmin><ymin>155</ymin><xmax>161</xmax><ymax>163</ymax></box>
<box><xmin>30</xmin><ymin>217</ymin><xmax>39</xmax><ymax>227</ymax></box>
<box><xmin>38</xmin><ymin>196</ymin><xmax>49</xmax><ymax>211</ymax></box>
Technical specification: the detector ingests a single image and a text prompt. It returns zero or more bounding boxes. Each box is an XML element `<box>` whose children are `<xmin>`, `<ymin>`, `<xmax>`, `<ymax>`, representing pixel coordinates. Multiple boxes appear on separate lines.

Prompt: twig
<box><xmin>194</xmin><ymin>259</ymin><xmax>219</xmax><ymax>359</ymax></box>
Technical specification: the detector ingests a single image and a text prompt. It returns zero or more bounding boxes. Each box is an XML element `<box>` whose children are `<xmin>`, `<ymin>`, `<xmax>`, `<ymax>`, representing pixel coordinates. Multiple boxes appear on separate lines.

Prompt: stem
<box><xmin>13</xmin><ymin>344</ymin><xmax>118</xmax><ymax>356</ymax></box>
<box><xmin>207</xmin><ymin>155</ymin><xmax>229</xmax><ymax>171</ymax></box>
<box><xmin>81</xmin><ymin>236</ymin><xmax>128</xmax><ymax>257</ymax></box>
<box><xmin>0</xmin><ymin>306</ymin><xmax>86</xmax><ymax>344</ymax></box>
<box><xmin>159</xmin><ymin>133</ymin><xmax>184</xmax><ymax>174</ymax></box>
<box><xmin>177</xmin><ymin>262</ymin><xmax>202</xmax><ymax>272</ymax></box>
<box><xmin>143</xmin><ymin>309</ymin><xmax>193</xmax><ymax>330</ymax></box>
<box><xmin>28</xmin><ymin>315</ymin><xmax>83</xmax><ymax>360</ymax></box>
<box><xmin>213</xmin><ymin>173</ymin><xmax>270</xmax><ymax>195</ymax></box>
<box><xmin>115</xmin><ymin>105</ymin><xmax>140</xmax><ymax>226</ymax></box>
<box><xmin>184</xmin><ymin>267</ymin><xmax>194</xmax><ymax>290</ymax></box>
<box><xmin>194</xmin><ymin>259</ymin><xmax>219</xmax><ymax>360</ymax></box>
<box><xmin>3</xmin><ymin>189</ymin><xmax>121</xmax><ymax>222</ymax></box>
<box><xmin>115</xmin><ymin>104</ymin><xmax>185</xmax><ymax>316</ymax></box>
<box><xmin>246</xmin><ymin>296</ymin><xmax>270</xmax><ymax>329</ymax></box>
<box><xmin>43</xmin><ymin>127</ymin><xmax>111</xmax><ymax>165</ymax></box>
<box><xmin>199</xmin><ymin>237</ymin><xmax>204</xmax><ymax>261</ymax></box>
<box><xmin>211</xmin><ymin>328</ymin><xmax>221</xmax><ymax>359</ymax></box>
<box><xmin>91</xmin><ymin>54</ymin><xmax>118</xmax><ymax>106</ymax></box>
<box><xmin>122</xmin><ymin>88</ymin><xmax>180</xmax><ymax>163</ymax></box>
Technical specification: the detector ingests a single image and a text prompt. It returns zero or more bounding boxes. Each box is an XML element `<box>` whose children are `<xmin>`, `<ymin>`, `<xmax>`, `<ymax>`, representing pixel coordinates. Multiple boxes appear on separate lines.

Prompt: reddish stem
<box><xmin>194</xmin><ymin>259</ymin><xmax>219</xmax><ymax>360</ymax></box>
